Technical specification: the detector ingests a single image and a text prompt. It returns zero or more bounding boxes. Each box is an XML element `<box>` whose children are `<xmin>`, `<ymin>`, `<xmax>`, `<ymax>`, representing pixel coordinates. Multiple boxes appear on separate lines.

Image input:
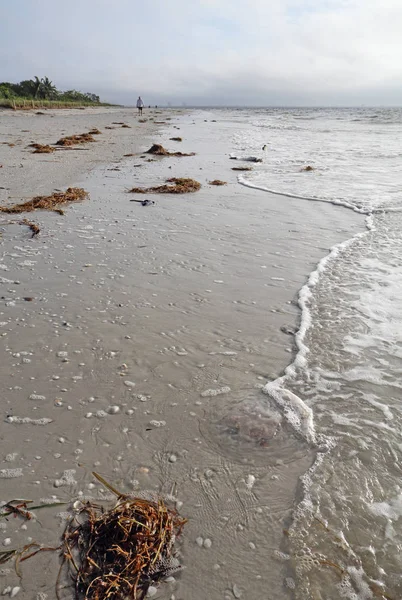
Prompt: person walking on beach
<box><xmin>136</xmin><ymin>96</ymin><xmax>144</xmax><ymax>115</ymax></box>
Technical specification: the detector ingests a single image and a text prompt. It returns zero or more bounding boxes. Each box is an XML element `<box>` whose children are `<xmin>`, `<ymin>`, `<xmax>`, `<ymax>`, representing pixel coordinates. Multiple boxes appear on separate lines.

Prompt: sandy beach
<box><xmin>0</xmin><ymin>107</ymin><xmax>364</xmax><ymax>599</ymax></box>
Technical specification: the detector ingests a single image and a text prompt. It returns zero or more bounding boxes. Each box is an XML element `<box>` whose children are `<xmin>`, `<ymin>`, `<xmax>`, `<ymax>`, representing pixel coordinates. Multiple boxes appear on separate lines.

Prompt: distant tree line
<box><xmin>0</xmin><ymin>76</ymin><xmax>100</xmax><ymax>103</ymax></box>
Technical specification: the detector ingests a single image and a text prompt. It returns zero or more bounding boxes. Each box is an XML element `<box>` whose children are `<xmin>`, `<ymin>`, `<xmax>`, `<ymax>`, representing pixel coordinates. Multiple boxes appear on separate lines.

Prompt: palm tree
<box><xmin>33</xmin><ymin>76</ymin><xmax>42</xmax><ymax>99</ymax></box>
<box><xmin>41</xmin><ymin>76</ymin><xmax>57</xmax><ymax>99</ymax></box>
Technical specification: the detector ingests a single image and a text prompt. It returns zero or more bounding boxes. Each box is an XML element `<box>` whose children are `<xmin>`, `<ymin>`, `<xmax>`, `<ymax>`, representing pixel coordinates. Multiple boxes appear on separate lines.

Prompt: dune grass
<box><xmin>0</xmin><ymin>98</ymin><xmax>113</xmax><ymax>110</ymax></box>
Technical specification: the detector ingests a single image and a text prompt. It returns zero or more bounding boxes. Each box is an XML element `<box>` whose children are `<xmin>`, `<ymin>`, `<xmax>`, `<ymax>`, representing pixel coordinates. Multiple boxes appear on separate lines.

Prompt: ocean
<box><xmin>228</xmin><ymin>107</ymin><xmax>402</xmax><ymax>599</ymax></box>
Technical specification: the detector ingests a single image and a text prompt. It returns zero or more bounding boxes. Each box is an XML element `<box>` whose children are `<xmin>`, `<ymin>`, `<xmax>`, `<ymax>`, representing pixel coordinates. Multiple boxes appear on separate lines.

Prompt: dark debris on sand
<box><xmin>0</xmin><ymin>473</ymin><xmax>187</xmax><ymax>600</ymax></box>
<box><xmin>130</xmin><ymin>178</ymin><xmax>201</xmax><ymax>194</ymax></box>
<box><xmin>146</xmin><ymin>144</ymin><xmax>195</xmax><ymax>157</ymax></box>
<box><xmin>56</xmin><ymin>133</ymin><xmax>96</xmax><ymax>146</ymax></box>
<box><xmin>29</xmin><ymin>143</ymin><xmax>56</xmax><ymax>154</ymax></box>
<box><xmin>0</xmin><ymin>188</ymin><xmax>89</xmax><ymax>214</ymax></box>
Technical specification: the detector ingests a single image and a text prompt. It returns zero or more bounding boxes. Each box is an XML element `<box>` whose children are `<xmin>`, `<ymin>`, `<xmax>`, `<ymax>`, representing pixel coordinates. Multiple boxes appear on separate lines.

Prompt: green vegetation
<box><xmin>0</xmin><ymin>75</ymin><xmax>107</xmax><ymax>109</ymax></box>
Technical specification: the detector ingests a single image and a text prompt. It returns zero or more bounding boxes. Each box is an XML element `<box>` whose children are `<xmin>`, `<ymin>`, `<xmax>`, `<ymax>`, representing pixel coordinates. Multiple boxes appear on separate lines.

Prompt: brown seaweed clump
<box><xmin>29</xmin><ymin>143</ymin><xmax>55</xmax><ymax>154</ymax></box>
<box><xmin>301</xmin><ymin>165</ymin><xmax>315</xmax><ymax>171</ymax></box>
<box><xmin>209</xmin><ymin>180</ymin><xmax>227</xmax><ymax>186</ymax></box>
<box><xmin>170</xmin><ymin>137</ymin><xmax>183</xmax><ymax>142</ymax></box>
<box><xmin>121</xmin><ymin>124</ymin><xmax>131</xmax><ymax>128</ymax></box>
<box><xmin>56</xmin><ymin>133</ymin><xmax>95</xmax><ymax>146</ymax></box>
<box><xmin>88</xmin><ymin>128</ymin><xmax>102</xmax><ymax>135</ymax></box>
<box><xmin>130</xmin><ymin>178</ymin><xmax>201</xmax><ymax>195</ymax></box>
<box><xmin>0</xmin><ymin>188</ymin><xmax>89</xmax><ymax>214</ymax></box>
<box><xmin>58</xmin><ymin>477</ymin><xmax>186</xmax><ymax>600</ymax></box>
<box><xmin>231</xmin><ymin>166</ymin><xmax>253</xmax><ymax>171</ymax></box>
<box><xmin>146</xmin><ymin>144</ymin><xmax>195</xmax><ymax>157</ymax></box>
<box><xmin>0</xmin><ymin>474</ymin><xmax>187</xmax><ymax>600</ymax></box>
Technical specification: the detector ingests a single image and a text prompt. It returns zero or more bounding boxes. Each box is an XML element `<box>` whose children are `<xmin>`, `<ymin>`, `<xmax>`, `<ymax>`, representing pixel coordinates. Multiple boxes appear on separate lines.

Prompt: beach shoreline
<box><xmin>0</xmin><ymin>108</ymin><xmax>365</xmax><ymax>599</ymax></box>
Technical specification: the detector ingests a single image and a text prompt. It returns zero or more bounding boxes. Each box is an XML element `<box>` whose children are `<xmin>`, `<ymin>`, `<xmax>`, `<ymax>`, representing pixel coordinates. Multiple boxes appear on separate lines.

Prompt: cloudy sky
<box><xmin>1</xmin><ymin>0</ymin><xmax>401</xmax><ymax>106</ymax></box>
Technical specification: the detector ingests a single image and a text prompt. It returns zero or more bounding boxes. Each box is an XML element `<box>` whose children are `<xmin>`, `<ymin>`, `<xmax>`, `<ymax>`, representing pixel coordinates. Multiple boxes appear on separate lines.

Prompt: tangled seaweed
<box><xmin>29</xmin><ymin>143</ymin><xmax>55</xmax><ymax>154</ymax></box>
<box><xmin>0</xmin><ymin>474</ymin><xmax>187</xmax><ymax>600</ymax></box>
<box><xmin>170</xmin><ymin>137</ymin><xmax>183</xmax><ymax>142</ymax></box>
<box><xmin>56</xmin><ymin>133</ymin><xmax>95</xmax><ymax>146</ymax></box>
<box><xmin>301</xmin><ymin>165</ymin><xmax>314</xmax><ymax>171</ymax></box>
<box><xmin>130</xmin><ymin>178</ymin><xmax>201</xmax><ymax>195</ymax></box>
<box><xmin>231</xmin><ymin>167</ymin><xmax>252</xmax><ymax>171</ymax></box>
<box><xmin>209</xmin><ymin>180</ymin><xmax>227</xmax><ymax>186</ymax></box>
<box><xmin>88</xmin><ymin>128</ymin><xmax>102</xmax><ymax>135</ymax></box>
<box><xmin>0</xmin><ymin>188</ymin><xmax>88</xmax><ymax>214</ymax></box>
<box><xmin>60</xmin><ymin>476</ymin><xmax>186</xmax><ymax>600</ymax></box>
<box><xmin>146</xmin><ymin>144</ymin><xmax>195</xmax><ymax>157</ymax></box>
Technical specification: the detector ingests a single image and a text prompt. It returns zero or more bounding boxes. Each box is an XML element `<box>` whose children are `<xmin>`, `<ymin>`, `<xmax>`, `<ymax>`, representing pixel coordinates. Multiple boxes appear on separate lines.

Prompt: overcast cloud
<box><xmin>1</xmin><ymin>0</ymin><xmax>401</xmax><ymax>105</ymax></box>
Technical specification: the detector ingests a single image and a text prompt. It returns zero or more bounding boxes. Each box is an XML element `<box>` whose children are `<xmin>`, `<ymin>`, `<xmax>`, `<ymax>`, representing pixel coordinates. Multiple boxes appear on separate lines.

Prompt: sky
<box><xmin>1</xmin><ymin>0</ymin><xmax>401</xmax><ymax>106</ymax></box>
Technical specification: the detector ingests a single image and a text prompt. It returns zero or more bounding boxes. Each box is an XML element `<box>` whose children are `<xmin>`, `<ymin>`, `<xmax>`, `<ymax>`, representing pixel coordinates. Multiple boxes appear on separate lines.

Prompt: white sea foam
<box><xmin>263</xmin><ymin>219</ymin><xmax>373</xmax><ymax>445</ymax></box>
<box><xmin>238</xmin><ymin>175</ymin><xmax>371</xmax><ymax>214</ymax></box>
<box><xmin>233</xmin><ymin>107</ymin><xmax>402</xmax><ymax>214</ymax></box>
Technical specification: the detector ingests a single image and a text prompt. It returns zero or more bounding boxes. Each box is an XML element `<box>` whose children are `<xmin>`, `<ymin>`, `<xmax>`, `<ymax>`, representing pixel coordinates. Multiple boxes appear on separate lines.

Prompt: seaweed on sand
<box><xmin>29</xmin><ymin>143</ymin><xmax>55</xmax><ymax>154</ymax></box>
<box><xmin>0</xmin><ymin>474</ymin><xmax>187</xmax><ymax>600</ymax></box>
<box><xmin>146</xmin><ymin>144</ymin><xmax>195</xmax><ymax>157</ymax></box>
<box><xmin>170</xmin><ymin>137</ymin><xmax>183</xmax><ymax>142</ymax></box>
<box><xmin>56</xmin><ymin>133</ymin><xmax>95</xmax><ymax>146</ymax></box>
<box><xmin>129</xmin><ymin>178</ymin><xmax>201</xmax><ymax>194</ymax></box>
<box><xmin>21</xmin><ymin>219</ymin><xmax>40</xmax><ymax>237</ymax></box>
<box><xmin>0</xmin><ymin>188</ymin><xmax>89</xmax><ymax>214</ymax></box>
<box><xmin>88</xmin><ymin>128</ymin><xmax>102</xmax><ymax>135</ymax></box>
<box><xmin>209</xmin><ymin>180</ymin><xmax>227</xmax><ymax>186</ymax></box>
<box><xmin>58</xmin><ymin>473</ymin><xmax>186</xmax><ymax>600</ymax></box>
<box><xmin>301</xmin><ymin>165</ymin><xmax>314</xmax><ymax>171</ymax></box>
<box><xmin>231</xmin><ymin>166</ymin><xmax>252</xmax><ymax>171</ymax></box>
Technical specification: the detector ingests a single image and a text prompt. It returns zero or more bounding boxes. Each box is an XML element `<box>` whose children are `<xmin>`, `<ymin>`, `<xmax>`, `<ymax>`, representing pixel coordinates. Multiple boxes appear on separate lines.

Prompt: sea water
<box><xmin>229</xmin><ymin>107</ymin><xmax>402</xmax><ymax>599</ymax></box>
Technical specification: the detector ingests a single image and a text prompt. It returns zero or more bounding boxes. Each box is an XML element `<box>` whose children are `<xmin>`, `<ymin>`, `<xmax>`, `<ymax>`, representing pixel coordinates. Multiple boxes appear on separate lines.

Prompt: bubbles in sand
<box><xmin>0</xmin><ymin>469</ymin><xmax>23</xmax><ymax>478</ymax></box>
<box><xmin>149</xmin><ymin>420</ymin><xmax>166</xmax><ymax>428</ymax></box>
<box><xmin>29</xmin><ymin>393</ymin><xmax>46</xmax><ymax>401</ymax></box>
<box><xmin>5</xmin><ymin>453</ymin><xmax>18</xmax><ymax>462</ymax></box>
<box><xmin>201</xmin><ymin>386</ymin><xmax>231</xmax><ymax>398</ymax></box>
<box><xmin>54</xmin><ymin>469</ymin><xmax>77</xmax><ymax>488</ymax></box>
<box><xmin>6</xmin><ymin>416</ymin><xmax>53</xmax><ymax>425</ymax></box>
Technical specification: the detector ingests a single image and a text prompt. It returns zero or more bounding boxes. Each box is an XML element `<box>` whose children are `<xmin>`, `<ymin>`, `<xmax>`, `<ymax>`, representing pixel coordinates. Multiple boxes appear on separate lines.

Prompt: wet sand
<box><xmin>0</xmin><ymin>108</ymin><xmax>364</xmax><ymax>599</ymax></box>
